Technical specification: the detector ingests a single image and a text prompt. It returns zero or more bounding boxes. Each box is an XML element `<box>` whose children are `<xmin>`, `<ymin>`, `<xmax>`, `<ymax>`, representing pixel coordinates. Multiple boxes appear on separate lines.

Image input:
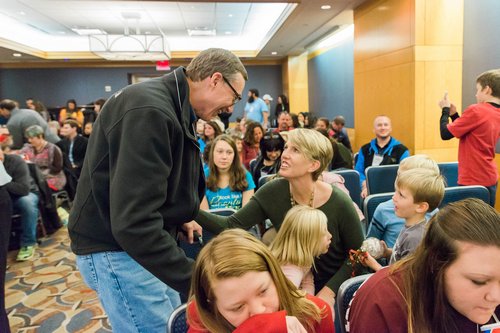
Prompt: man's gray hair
<box><xmin>186</xmin><ymin>48</ymin><xmax>248</xmax><ymax>83</ymax></box>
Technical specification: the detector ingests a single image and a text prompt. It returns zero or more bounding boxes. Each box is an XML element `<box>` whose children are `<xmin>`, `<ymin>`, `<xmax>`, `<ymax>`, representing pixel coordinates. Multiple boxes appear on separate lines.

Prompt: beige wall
<box><xmin>353</xmin><ymin>0</ymin><xmax>463</xmax><ymax>163</ymax></box>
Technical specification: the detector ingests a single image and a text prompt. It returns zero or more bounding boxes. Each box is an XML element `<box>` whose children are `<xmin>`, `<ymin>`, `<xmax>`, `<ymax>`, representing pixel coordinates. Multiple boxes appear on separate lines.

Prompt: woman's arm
<box><xmin>200</xmin><ymin>196</ymin><xmax>209</xmax><ymax>210</ymax></box>
<box><xmin>241</xmin><ymin>189</ymin><xmax>254</xmax><ymax>207</ymax></box>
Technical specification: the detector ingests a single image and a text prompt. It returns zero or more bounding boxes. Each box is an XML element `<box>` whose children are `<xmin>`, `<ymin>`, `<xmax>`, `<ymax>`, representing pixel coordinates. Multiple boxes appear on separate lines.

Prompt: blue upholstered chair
<box><xmin>365</xmin><ymin>165</ymin><xmax>399</xmax><ymax>195</ymax></box>
<box><xmin>338</xmin><ymin>273</ymin><xmax>374</xmax><ymax>333</ymax></box>
<box><xmin>440</xmin><ymin>185</ymin><xmax>489</xmax><ymax>207</ymax></box>
<box><xmin>332</xmin><ymin>169</ymin><xmax>362</xmax><ymax>209</ymax></box>
<box><xmin>167</xmin><ymin>303</ymin><xmax>188</xmax><ymax>333</ymax></box>
<box><xmin>363</xmin><ymin>192</ymin><xmax>394</xmax><ymax>228</ymax></box>
<box><xmin>438</xmin><ymin>162</ymin><xmax>458</xmax><ymax>187</ymax></box>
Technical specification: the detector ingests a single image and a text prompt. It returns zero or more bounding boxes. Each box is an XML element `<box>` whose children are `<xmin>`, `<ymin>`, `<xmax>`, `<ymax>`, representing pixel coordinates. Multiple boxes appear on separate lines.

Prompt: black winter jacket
<box><xmin>68</xmin><ymin>67</ymin><xmax>205</xmax><ymax>295</ymax></box>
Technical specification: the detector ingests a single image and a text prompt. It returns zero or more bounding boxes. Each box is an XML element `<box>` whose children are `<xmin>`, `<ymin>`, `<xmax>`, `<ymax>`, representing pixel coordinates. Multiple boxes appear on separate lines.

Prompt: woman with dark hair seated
<box><xmin>250</xmin><ymin>132</ymin><xmax>285</xmax><ymax>188</ymax></box>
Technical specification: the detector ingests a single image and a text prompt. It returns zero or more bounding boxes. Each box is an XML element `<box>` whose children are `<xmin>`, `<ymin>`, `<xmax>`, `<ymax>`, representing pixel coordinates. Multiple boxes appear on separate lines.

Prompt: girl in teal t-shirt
<box><xmin>201</xmin><ymin>135</ymin><xmax>255</xmax><ymax>211</ymax></box>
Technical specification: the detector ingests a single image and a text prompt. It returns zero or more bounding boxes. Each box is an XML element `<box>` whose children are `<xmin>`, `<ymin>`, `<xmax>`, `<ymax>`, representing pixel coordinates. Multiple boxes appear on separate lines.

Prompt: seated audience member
<box><xmin>47</xmin><ymin>121</ymin><xmax>61</xmax><ymax>139</ymax></box>
<box><xmin>201</xmin><ymin>135</ymin><xmax>255</xmax><ymax>211</ymax></box>
<box><xmin>241</xmin><ymin>121</ymin><xmax>264</xmax><ymax>169</ymax></box>
<box><xmin>348</xmin><ymin>198</ymin><xmax>500</xmax><ymax>333</ymax></box>
<box><xmin>367</xmin><ymin>154</ymin><xmax>440</xmax><ymax>248</ymax></box>
<box><xmin>250</xmin><ymin>132</ymin><xmax>285</xmax><ymax>187</ymax></box>
<box><xmin>274</xmin><ymin>111</ymin><xmax>293</xmax><ymax>133</ymax></box>
<box><xmin>59</xmin><ymin>99</ymin><xmax>84</xmax><ymax>127</ymax></box>
<box><xmin>195</xmin><ymin>118</ymin><xmax>206</xmax><ymax>139</ymax></box>
<box><xmin>315</xmin><ymin>117</ymin><xmax>330</xmax><ymax>131</ymax></box>
<box><xmin>361</xmin><ymin>168</ymin><xmax>445</xmax><ymax>272</ymax></box>
<box><xmin>20</xmin><ymin>125</ymin><xmax>66</xmax><ymax>191</ymax></box>
<box><xmin>270</xmin><ymin>205</ymin><xmax>332</xmax><ymax>295</ymax></box>
<box><xmin>274</xmin><ymin>94</ymin><xmax>290</xmax><ymax>120</ymax></box>
<box><xmin>83</xmin><ymin>98</ymin><xmax>106</xmax><ymax>126</ymax></box>
<box><xmin>198</xmin><ymin>120</ymin><xmax>222</xmax><ymax>154</ymax></box>
<box><xmin>0</xmin><ymin>183</ymin><xmax>12</xmax><ymax>332</ymax></box>
<box><xmin>316</xmin><ymin>128</ymin><xmax>352</xmax><ymax>170</ymax></box>
<box><xmin>0</xmin><ymin>99</ymin><xmax>60</xmax><ymax>149</ymax></box>
<box><xmin>57</xmin><ymin>119</ymin><xmax>88</xmax><ymax>179</ymax></box>
<box><xmin>25</xmin><ymin>97</ymin><xmax>35</xmax><ymax>110</ymax></box>
<box><xmin>231</xmin><ymin>134</ymin><xmax>244</xmax><ymax>164</ymax></box>
<box><xmin>187</xmin><ymin>229</ymin><xmax>334</xmax><ymax>333</ymax></box>
<box><xmin>439</xmin><ymin>69</ymin><xmax>500</xmax><ymax>207</ymax></box>
<box><xmin>195</xmin><ymin>129</ymin><xmax>364</xmax><ymax>309</ymax></box>
<box><xmin>291</xmin><ymin>114</ymin><xmax>300</xmax><ymax>129</ymax></box>
<box><xmin>33</xmin><ymin>100</ymin><xmax>50</xmax><ymax>122</ymax></box>
<box><xmin>355</xmin><ymin>115</ymin><xmax>410</xmax><ymax>198</ymax></box>
<box><xmin>298</xmin><ymin>112</ymin><xmax>307</xmax><ymax>128</ymax></box>
<box><xmin>330</xmin><ymin>116</ymin><xmax>352</xmax><ymax>151</ymax></box>
<box><xmin>1</xmin><ymin>134</ymin><xmax>39</xmax><ymax>261</ymax></box>
<box><xmin>83</xmin><ymin>122</ymin><xmax>93</xmax><ymax>138</ymax></box>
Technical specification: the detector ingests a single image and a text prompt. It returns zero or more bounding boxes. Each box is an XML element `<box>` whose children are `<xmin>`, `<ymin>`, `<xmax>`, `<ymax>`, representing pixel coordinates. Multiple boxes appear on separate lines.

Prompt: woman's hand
<box><xmin>316</xmin><ymin>286</ymin><xmax>336</xmax><ymax>322</ymax></box>
<box><xmin>286</xmin><ymin>316</ymin><xmax>308</xmax><ymax>333</ymax></box>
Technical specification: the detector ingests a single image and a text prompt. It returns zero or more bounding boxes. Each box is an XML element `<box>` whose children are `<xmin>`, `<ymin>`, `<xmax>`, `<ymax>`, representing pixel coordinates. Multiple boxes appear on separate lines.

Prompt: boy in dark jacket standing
<box><xmin>68</xmin><ymin>48</ymin><xmax>247</xmax><ymax>332</ymax></box>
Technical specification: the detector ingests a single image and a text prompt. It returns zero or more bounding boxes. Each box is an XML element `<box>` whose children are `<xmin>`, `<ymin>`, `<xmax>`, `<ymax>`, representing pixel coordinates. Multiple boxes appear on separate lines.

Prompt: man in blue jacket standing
<box><xmin>355</xmin><ymin>115</ymin><xmax>409</xmax><ymax>198</ymax></box>
<box><xmin>68</xmin><ymin>48</ymin><xmax>247</xmax><ymax>332</ymax></box>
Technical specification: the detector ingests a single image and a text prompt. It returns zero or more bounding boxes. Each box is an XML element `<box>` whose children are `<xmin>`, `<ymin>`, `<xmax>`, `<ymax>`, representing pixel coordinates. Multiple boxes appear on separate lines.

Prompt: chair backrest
<box><xmin>363</xmin><ymin>192</ymin><xmax>394</xmax><ymax>225</ymax></box>
<box><xmin>258</xmin><ymin>174</ymin><xmax>275</xmax><ymax>188</ymax></box>
<box><xmin>332</xmin><ymin>169</ymin><xmax>362</xmax><ymax>209</ymax></box>
<box><xmin>337</xmin><ymin>273</ymin><xmax>373</xmax><ymax>333</ymax></box>
<box><xmin>249</xmin><ymin>158</ymin><xmax>258</xmax><ymax>173</ymax></box>
<box><xmin>179</xmin><ymin>208</ymin><xmax>236</xmax><ymax>260</ymax></box>
<box><xmin>365</xmin><ymin>165</ymin><xmax>399</xmax><ymax>195</ymax></box>
<box><xmin>167</xmin><ymin>303</ymin><xmax>188</xmax><ymax>333</ymax></box>
<box><xmin>441</xmin><ymin>185</ymin><xmax>490</xmax><ymax>207</ymax></box>
<box><xmin>438</xmin><ymin>162</ymin><xmax>458</xmax><ymax>187</ymax></box>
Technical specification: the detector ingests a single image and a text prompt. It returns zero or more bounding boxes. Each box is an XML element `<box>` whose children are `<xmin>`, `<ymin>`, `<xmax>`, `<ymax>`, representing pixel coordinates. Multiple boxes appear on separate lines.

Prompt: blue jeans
<box><xmin>486</xmin><ymin>183</ymin><xmax>497</xmax><ymax>207</ymax></box>
<box><xmin>76</xmin><ymin>251</ymin><xmax>181</xmax><ymax>333</ymax></box>
<box><xmin>13</xmin><ymin>192</ymin><xmax>39</xmax><ymax>246</ymax></box>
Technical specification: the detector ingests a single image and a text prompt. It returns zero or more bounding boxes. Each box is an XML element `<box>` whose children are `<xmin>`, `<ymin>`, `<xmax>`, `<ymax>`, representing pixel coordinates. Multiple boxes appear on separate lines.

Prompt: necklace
<box><xmin>290</xmin><ymin>184</ymin><xmax>315</xmax><ymax>207</ymax></box>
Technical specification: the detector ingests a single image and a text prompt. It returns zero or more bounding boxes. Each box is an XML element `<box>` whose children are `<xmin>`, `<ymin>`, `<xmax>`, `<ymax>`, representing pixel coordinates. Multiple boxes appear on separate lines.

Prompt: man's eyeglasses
<box><xmin>222</xmin><ymin>76</ymin><xmax>242</xmax><ymax>105</ymax></box>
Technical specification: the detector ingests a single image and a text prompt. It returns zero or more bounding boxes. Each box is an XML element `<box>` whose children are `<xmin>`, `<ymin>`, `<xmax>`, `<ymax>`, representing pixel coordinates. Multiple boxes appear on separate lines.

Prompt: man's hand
<box><xmin>449</xmin><ymin>103</ymin><xmax>457</xmax><ymax>116</ymax></box>
<box><xmin>285</xmin><ymin>316</ymin><xmax>308</xmax><ymax>333</ymax></box>
<box><xmin>438</xmin><ymin>92</ymin><xmax>451</xmax><ymax>109</ymax></box>
<box><xmin>361</xmin><ymin>187</ymin><xmax>368</xmax><ymax>199</ymax></box>
<box><xmin>316</xmin><ymin>286</ymin><xmax>336</xmax><ymax>322</ymax></box>
<box><xmin>180</xmin><ymin>221</ymin><xmax>202</xmax><ymax>244</ymax></box>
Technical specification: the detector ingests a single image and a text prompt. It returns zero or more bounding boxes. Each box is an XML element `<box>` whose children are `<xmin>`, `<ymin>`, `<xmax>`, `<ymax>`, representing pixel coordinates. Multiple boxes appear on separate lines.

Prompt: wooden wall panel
<box><xmin>287</xmin><ymin>52</ymin><xmax>309</xmax><ymax>114</ymax></box>
<box><xmin>354</xmin><ymin>0</ymin><xmax>463</xmax><ymax>161</ymax></box>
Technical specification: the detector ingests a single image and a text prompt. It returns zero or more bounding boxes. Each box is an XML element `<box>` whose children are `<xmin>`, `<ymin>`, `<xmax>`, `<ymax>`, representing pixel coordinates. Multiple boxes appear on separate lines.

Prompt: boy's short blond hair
<box><xmin>398</xmin><ymin>154</ymin><xmax>439</xmax><ymax>175</ymax></box>
<box><xmin>396</xmin><ymin>168</ymin><xmax>445</xmax><ymax>211</ymax></box>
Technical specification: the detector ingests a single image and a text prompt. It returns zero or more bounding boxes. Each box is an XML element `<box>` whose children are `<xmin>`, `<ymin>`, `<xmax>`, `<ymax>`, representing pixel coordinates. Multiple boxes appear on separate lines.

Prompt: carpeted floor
<box><xmin>5</xmin><ymin>227</ymin><xmax>112</xmax><ymax>332</ymax></box>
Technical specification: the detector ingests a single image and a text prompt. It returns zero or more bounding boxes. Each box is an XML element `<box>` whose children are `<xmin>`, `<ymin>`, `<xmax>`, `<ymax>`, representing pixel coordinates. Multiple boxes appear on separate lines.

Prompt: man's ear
<box><xmin>209</xmin><ymin>72</ymin><xmax>223</xmax><ymax>88</ymax></box>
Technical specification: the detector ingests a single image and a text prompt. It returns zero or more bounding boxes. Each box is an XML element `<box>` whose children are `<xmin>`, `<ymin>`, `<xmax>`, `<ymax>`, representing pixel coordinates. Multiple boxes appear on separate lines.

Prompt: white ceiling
<box><xmin>0</xmin><ymin>0</ymin><xmax>367</xmax><ymax>64</ymax></box>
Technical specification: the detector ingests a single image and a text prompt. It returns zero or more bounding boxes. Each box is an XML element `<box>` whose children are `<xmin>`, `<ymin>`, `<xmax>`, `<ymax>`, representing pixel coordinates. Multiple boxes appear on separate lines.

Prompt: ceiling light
<box><xmin>321</xmin><ymin>5</ymin><xmax>331</xmax><ymax>10</ymax></box>
<box><xmin>228</xmin><ymin>14</ymin><xmax>233</xmax><ymax>18</ymax></box>
<box><xmin>19</xmin><ymin>11</ymin><xmax>26</xmax><ymax>15</ymax></box>
<box><xmin>72</xmin><ymin>28</ymin><xmax>107</xmax><ymax>36</ymax></box>
<box><xmin>225</xmin><ymin>31</ymin><xmax>232</xmax><ymax>35</ymax></box>
<box><xmin>89</xmin><ymin>34</ymin><xmax>171</xmax><ymax>61</ymax></box>
<box><xmin>271</xmin><ymin>51</ymin><xmax>277</xmax><ymax>55</ymax></box>
<box><xmin>13</xmin><ymin>53</ymin><xmax>22</xmax><ymax>57</ymax></box>
<box><xmin>187</xmin><ymin>29</ymin><xmax>216</xmax><ymax>37</ymax></box>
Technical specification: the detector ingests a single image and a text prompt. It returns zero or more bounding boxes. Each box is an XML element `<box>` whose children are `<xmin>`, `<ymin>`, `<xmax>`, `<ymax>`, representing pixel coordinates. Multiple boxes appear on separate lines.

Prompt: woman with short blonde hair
<box><xmin>195</xmin><ymin>128</ymin><xmax>364</xmax><ymax>311</ymax></box>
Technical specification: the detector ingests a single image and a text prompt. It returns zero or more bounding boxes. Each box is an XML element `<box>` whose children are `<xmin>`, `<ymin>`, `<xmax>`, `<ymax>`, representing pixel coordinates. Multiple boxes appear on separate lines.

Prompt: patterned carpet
<box><xmin>5</xmin><ymin>227</ymin><xmax>112</xmax><ymax>332</ymax></box>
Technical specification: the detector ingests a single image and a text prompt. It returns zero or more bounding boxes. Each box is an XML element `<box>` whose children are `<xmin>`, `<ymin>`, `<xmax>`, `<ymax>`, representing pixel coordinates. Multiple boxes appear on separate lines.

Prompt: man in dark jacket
<box><xmin>355</xmin><ymin>115</ymin><xmax>410</xmax><ymax>198</ymax></box>
<box><xmin>57</xmin><ymin>119</ymin><xmax>88</xmax><ymax>179</ymax></box>
<box><xmin>68</xmin><ymin>48</ymin><xmax>247</xmax><ymax>332</ymax></box>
